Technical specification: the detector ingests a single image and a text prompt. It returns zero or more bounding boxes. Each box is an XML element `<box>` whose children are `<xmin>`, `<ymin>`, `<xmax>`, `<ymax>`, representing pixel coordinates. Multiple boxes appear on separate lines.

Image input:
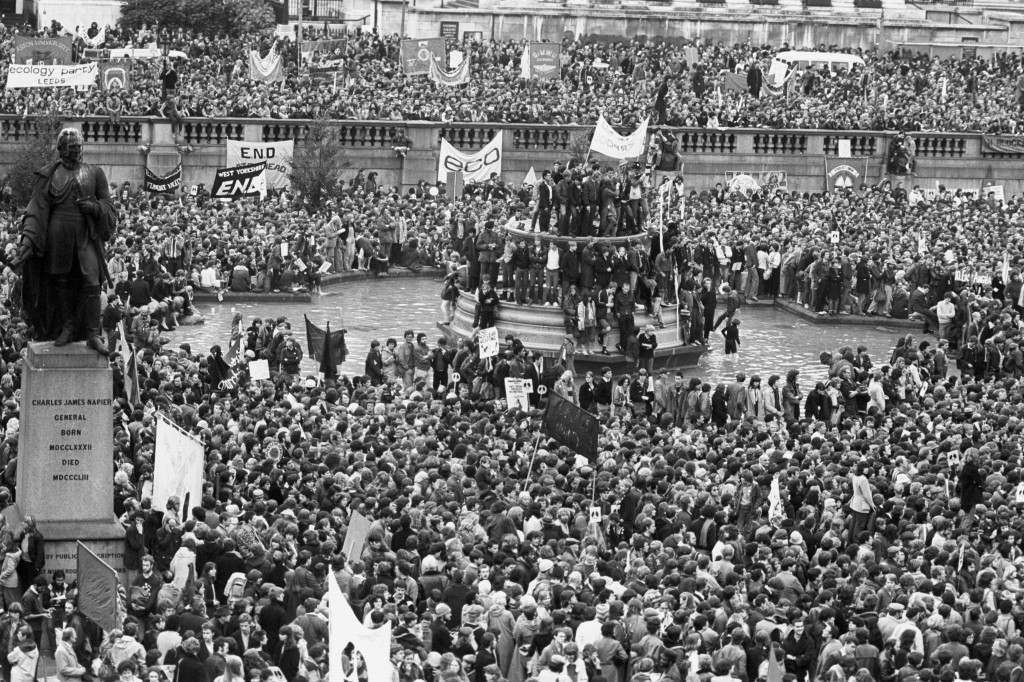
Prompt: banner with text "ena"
<box><xmin>436</xmin><ymin>131</ymin><xmax>502</xmax><ymax>184</ymax></box>
<box><xmin>211</xmin><ymin>162</ymin><xmax>268</xmax><ymax>200</ymax></box>
<box><xmin>226</xmin><ymin>140</ymin><xmax>293</xmax><ymax>190</ymax></box>
<box><xmin>5</xmin><ymin>63</ymin><xmax>97</xmax><ymax>89</ymax></box>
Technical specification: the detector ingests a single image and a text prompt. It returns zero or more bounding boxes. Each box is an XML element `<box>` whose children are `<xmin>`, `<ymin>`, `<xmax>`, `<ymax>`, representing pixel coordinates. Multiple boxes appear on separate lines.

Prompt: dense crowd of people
<box><xmin>4</xmin><ymin>11</ymin><xmax>1024</xmax><ymax>682</ymax></box>
<box><xmin>0</xmin><ymin>200</ymin><xmax>1023</xmax><ymax>682</ymax></box>
<box><xmin>1</xmin><ymin>22</ymin><xmax>1024</xmax><ymax>131</ymax></box>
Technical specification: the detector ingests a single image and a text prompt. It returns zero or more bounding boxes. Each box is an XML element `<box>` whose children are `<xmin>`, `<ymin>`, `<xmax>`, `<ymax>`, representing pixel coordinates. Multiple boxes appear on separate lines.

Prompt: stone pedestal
<box><xmin>16</xmin><ymin>342</ymin><xmax>124</xmax><ymax>581</ymax></box>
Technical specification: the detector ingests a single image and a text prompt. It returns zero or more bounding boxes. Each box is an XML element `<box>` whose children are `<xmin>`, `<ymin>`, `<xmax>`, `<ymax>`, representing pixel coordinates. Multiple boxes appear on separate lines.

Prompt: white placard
<box><xmin>249</xmin><ymin>359</ymin><xmax>270</xmax><ymax>381</ymax></box>
<box><xmin>478</xmin><ymin>327</ymin><xmax>499</xmax><ymax>358</ymax></box>
<box><xmin>317</xmin><ymin>261</ymin><xmax>332</xmax><ymax>274</ymax></box>
<box><xmin>837</xmin><ymin>139</ymin><xmax>852</xmax><ymax>158</ymax></box>
<box><xmin>983</xmin><ymin>184</ymin><xmax>1005</xmax><ymax>202</ymax></box>
<box><xmin>504</xmin><ymin>378</ymin><xmax>530</xmax><ymax>411</ymax></box>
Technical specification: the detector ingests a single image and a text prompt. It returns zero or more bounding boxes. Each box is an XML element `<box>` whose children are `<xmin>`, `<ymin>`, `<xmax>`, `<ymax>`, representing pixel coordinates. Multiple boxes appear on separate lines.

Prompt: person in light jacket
<box><xmin>848</xmin><ymin>462</ymin><xmax>876</xmax><ymax>541</ymax></box>
<box><xmin>56</xmin><ymin>628</ymin><xmax>86</xmax><ymax>681</ymax></box>
<box><xmin>7</xmin><ymin>625</ymin><xmax>38</xmax><ymax>682</ymax></box>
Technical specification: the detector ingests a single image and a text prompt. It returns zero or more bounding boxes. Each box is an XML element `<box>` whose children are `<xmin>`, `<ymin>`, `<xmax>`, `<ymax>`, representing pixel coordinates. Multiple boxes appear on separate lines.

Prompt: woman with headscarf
<box><xmin>487</xmin><ymin>592</ymin><xmax>516</xmax><ymax>677</ymax></box>
<box><xmin>507</xmin><ymin>596</ymin><xmax>541</xmax><ymax>682</ymax></box>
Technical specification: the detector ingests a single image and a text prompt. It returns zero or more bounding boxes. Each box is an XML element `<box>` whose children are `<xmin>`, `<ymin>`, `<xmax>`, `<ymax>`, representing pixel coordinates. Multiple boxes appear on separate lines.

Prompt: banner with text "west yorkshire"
<box><xmin>211</xmin><ymin>162</ymin><xmax>268</xmax><ymax>200</ymax></box>
<box><xmin>589</xmin><ymin>115</ymin><xmax>649</xmax><ymax>159</ymax></box>
<box><xmin>226</xmin><ymin>140</ymin><xmax>294</xmax><ymax>190</ymax></box>
<box><xmin>436</xmin><ymin>131</ymin><xmax>503</xmax><ymax>183</ymax></box>
<box><xmin>5</xmin><ymin>63</ymin><xmax>97</xmax><ymax>89</ymax></box>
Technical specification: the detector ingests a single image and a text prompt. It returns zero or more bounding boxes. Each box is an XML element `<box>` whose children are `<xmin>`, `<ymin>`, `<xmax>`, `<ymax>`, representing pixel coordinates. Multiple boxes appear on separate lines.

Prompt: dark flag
<box><xmin>319</xmin><ymin>321</ymin><xmax>337</xmax><ymax>380</ymax></box>
<box><xmin>304</xmin><ymin>315</ymin><xmax>348</xmax><ymax>367</ymax></box>
<box><xmin>77</xmin><ymin>541</ymin><xmax>119</xmax><ymax>632</ymax></box>
<box><xmin>542</xmin><ymin>392</ymin><xmax>599</xmax><ymax>461</ymax></box>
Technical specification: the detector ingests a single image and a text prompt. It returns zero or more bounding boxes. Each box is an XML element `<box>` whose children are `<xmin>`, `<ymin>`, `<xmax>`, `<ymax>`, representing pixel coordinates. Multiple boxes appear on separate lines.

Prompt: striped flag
<box><xmin>124</xmin><ymin>348</ymin><xmax>141</xmax><ymax>406</ymax></box>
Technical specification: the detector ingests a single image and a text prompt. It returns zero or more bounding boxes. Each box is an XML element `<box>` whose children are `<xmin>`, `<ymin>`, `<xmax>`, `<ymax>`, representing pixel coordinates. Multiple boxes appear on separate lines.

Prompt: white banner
<box><xmin>107</xmin><ymin>47</ymin><xmax>188</xmax><ymax>60</ymax></box>
<box><xmin>589</xmin><ymin>114</ymin><xmax>649</xmax><ymax>159</ymax></box>
<box><xmin>5</xmin><ymin>62</ymin><xmax>97</xmax><ymax>89</ymax></box>
<box><xmin>249</xmin><ymin>48</ymin><xmax>284</xmax><ymax>82</ymax></box>
<box><xmin>152</xmin><ymin>415</ymin><xmax>204</xmax><ymax>513</ymax></box>
<box><xmin>328</xmin><ymin>575</ymin><xmax>394</xmax><ymax>682</ymax></box>
<box><xmin>226</xmin><ymin>140</ymin><xmax>294</xmax><ymax>190</ymax></box>
<box><xmin>437</xmin><ymin>131</ymin><xmax>502</xmax><ymax>184</ymax></box>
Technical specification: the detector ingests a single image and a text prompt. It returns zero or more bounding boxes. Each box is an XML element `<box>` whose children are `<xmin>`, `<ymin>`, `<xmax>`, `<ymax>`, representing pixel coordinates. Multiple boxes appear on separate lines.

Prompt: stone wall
<box><xmin>4</xmin><ymin>116</ymin><xmax>1023</xmax><ymax>196</ymax></box>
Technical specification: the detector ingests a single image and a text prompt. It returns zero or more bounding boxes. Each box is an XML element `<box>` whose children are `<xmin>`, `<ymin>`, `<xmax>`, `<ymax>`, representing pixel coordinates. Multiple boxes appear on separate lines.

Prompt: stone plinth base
<box><xmin>37</xmin><ymin>519</ymin><xmax>125</xmax><ymax>583</ymax></box>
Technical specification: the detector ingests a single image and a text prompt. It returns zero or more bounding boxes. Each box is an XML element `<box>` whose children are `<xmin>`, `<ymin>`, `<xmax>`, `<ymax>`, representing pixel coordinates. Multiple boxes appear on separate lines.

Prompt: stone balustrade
<box><xmin>0</xmin><ymin>115</ymin><xmax>1017</xmax><ymax>195</ymax></box>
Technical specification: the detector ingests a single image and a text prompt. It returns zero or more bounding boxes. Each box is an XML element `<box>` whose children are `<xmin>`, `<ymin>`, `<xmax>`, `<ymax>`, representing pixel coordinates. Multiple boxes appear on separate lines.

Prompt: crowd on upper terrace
<box><xmin>1</xmin><ymin>24</ymin><xmax>1023</xmax><ymax>132</ymax></box>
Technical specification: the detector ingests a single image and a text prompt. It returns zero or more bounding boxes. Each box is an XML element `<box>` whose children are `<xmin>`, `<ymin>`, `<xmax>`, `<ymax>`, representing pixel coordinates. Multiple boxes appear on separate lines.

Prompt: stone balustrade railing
<box><xmin>0</xmin><ymin>114</ymin><xmax>998</xmax><ymax>158</ymax></box>
<box><xmin>1</xmin><ymin>115</ymin><xmax>1018</xmax><ymax>193</ymax></box>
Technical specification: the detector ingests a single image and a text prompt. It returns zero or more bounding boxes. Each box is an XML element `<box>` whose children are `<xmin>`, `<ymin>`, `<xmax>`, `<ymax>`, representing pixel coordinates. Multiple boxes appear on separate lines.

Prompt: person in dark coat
<box><xmin>174</xmin><ymin>637</ymin><xmax>210</xmax><ymax>682</ymax></box>
<box><xmin>958</xmin><ymin>451</ymin><xmax>985</xmax><ymax>515</ymax></box>
<box><xmin>804</xmin><ymin>382</ymin><xmax>833</xmax><ymax>422</ymax></box>
<box><xmin>258</xmin><ymin>588</ymin><xmax>288</xmax><ymax>661</ymax></box>
<box><xmin>365</xmin><ymin>340</ymin><xmax>384</xmax><ymax>385</ymax></box>
<box><xmin>206</xmin><ymin>345</ymin><xmax>232</xmax><ymax>389</ymax></box>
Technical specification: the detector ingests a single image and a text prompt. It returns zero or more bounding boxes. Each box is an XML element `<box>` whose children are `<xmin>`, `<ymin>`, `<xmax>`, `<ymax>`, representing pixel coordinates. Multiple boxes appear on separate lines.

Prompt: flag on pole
<box><xmin>523</xmin><ymin>166</ymin><xmax>537</xmax><ymax>187</ymax></box>
<box><xmin>320</xmin><ymin>322</ymin><xmax>338</xmax><ymax>381</ymax></box>
<box><xmin>77</xmin><ymin>541</ymin><xmax>120</xmax><ymax>632</ymax></box>
<box><xmin>124</xmin><ymin>348</ymin><xmax>141</xmax><ymax>407</ymax></box>
<box><xmin>225</xmin><ymin>317</ymin><xmax>244</xmax><ymax>366</ymax></box>
<box><xmin>767</xmin><ymin>645</ymin><xmax>784</xmax><ymax>682</ymax></box>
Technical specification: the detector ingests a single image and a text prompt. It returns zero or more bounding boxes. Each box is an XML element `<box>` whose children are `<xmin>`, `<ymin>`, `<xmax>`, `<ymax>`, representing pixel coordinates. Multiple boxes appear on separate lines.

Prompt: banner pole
<box><xmin>520</xmin><ymin>432</ymin><xmax>542</xmax><ymax>493</ymax></box>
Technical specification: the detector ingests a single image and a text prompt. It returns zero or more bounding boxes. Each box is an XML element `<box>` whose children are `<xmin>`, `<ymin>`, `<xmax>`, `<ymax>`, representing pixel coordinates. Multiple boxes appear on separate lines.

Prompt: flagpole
<box><xmin>519</xmin><ymin>432</ymin><xmax>542</xmax><ymax>495</ymax></box>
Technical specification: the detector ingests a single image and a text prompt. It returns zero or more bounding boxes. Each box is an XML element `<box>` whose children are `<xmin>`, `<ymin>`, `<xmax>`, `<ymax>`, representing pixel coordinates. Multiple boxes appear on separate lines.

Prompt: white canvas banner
<box><xmin>5</xmin><ymin>62</ymin><xmax>97</xmax><ymax>89</ymax></box>
<box><xmin>589</xmin><ymin>114</ymin><xmax>648</xmax><ymax>159</ymax></box>
<box><xmin>152</xmin><ymin>415</ymin><xmax>204</xmax><ymax>513</ymax></box>
<box><xmin>328</xmin><ymin>575</ymin><xmax>394</xmax><ymax>682</ymax></box>
<box><xmin>226</xmin><ymin>140</ymin><xmax>294</xmax><ymax>190</ymax></box>
<box><xmin>436</xmin><ymin>131</ymin><xmax>502</xmax><ymax>183</ymax></box>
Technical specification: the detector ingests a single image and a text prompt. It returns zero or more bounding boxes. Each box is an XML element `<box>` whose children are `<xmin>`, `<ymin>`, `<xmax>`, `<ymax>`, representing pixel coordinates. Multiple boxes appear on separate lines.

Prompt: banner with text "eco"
<box><xmin>5</xmin><ymin>63</ymin><xmax>97</xmax><ymax>89</ymax></box>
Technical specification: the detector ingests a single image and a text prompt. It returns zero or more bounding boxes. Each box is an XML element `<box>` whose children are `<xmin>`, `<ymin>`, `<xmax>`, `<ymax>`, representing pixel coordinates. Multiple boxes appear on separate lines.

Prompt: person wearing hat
<box><xmin>430</xmin><ymin>603</ymin><xmax>454</xmax><ymax>655</ymax></box>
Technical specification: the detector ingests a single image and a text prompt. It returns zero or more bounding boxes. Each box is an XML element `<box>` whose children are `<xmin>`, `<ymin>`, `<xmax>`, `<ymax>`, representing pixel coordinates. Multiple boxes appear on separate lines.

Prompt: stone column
<box><xmin>15</xmin><ymin>342</ymin><xmax>124</xmax><ymax>582</ymax></box>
